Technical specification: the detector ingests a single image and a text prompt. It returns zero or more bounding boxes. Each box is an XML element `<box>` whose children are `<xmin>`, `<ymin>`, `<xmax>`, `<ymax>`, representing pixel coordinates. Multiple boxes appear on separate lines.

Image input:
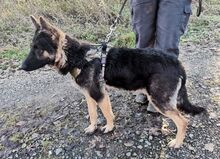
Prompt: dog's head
<box><xmin>21</xmin><ymin>16</ymin><xmax>66</xmax><ymax>71</ymax></box>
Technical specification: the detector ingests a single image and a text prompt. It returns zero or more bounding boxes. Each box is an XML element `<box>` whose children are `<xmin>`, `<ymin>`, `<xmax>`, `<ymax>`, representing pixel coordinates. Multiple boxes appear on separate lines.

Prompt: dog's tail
<box><xmin>177</xmin><ymin>85</ymin><xmax>206</xmax><ymax>115</ymax></box>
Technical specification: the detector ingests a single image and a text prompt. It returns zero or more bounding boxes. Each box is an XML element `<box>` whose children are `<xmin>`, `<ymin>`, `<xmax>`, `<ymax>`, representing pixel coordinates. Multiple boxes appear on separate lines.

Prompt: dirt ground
<box><xmin>0</xmin><ymin>39</ymin><xmax>220</xmax><ymax>158</ymax></box>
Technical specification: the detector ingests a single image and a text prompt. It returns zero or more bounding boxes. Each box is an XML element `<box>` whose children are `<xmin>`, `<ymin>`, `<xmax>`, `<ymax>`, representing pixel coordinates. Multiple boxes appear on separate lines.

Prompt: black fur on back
<box><xmin>104</xmin><ymin>47</ymin><xmax>184</xmax><ymax>90</ymax></box>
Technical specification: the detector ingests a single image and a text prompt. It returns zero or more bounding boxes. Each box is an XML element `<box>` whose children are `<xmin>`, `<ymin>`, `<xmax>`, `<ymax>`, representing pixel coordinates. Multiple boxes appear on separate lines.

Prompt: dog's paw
<box><xmin>168</xmin><ymin>139</ymin><xmax>182</xmax><ymax>148</ymax></box>
<box><xmin>84</xmin><ymin>125</ymin><xmax>97</xmax><ymax>134</ymax></box>
<box><xmin>100</xmin><ymin>124</ymin><xmax>114</xmax><ymax>133</ymax></box>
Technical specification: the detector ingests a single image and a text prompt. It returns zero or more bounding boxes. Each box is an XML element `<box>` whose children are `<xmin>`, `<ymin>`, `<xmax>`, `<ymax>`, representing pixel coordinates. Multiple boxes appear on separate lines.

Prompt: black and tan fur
<box><xmin>21</xmin><ymin>16</ymin><xmax>206</xmax><ymax>148</ymax></box>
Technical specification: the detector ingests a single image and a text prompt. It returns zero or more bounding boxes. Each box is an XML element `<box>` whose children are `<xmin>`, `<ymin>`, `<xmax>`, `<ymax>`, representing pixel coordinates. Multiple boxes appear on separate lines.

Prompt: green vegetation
<box><xmin>9</xmin><ymin>132</ymin><xmax>24</xmax><ymax>143</ymax></box>
<box><xmin>0</xmin><ymin>0</ymin><xmax>219</xmax><ymax>63</ymax></box>
<box><xmin>182</xmin><ymin>15</ymin><xmax>220</xmax><ymax>43</ymax></box>
<box><xmin>0</xmin><ymin>48</ymin><xmax>28</xmax><ymax>60</ymax></box>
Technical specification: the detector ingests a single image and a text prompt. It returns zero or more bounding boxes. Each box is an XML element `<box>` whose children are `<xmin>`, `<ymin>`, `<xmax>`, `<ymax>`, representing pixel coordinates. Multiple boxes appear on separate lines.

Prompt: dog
<box><xmin>20</xmin><ymin>16</ymin><xmax>206</xmax><ymax>148</ymax></box>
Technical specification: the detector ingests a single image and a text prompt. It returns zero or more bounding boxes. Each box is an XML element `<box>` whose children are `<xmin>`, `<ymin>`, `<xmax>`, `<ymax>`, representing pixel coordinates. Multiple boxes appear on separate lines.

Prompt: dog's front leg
<box><xmin>84</xmin><ymin>93</ymin><xmax>98</xmax><ymax>134</ymax></box>
<box><xmin>98</xmin><ymin>91</ymin><xmax>115</xmax><ymax>133</ymax></box>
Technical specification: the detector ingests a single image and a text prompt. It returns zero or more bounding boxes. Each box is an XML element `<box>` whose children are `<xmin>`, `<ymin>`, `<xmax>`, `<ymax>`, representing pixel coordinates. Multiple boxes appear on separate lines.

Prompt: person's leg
<box><xmin>155</xmin><ymin>0</ymin><xmax>192</xmax><ymax>58</ymax></box>
<box><xmin>130</xmin><ymin>0</ymin><xmax>158</xmax><ymax>48</ymax></box>
<box><xmin>131</xmin><ymin>0</ymin><xmax>159</xmax><ymax>109</ymax></box>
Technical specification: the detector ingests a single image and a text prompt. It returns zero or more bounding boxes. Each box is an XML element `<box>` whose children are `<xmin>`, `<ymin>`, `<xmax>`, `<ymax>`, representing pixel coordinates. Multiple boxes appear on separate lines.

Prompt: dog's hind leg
<box><xmin>84</xmin><ymin>93</ymin><xmax>98</xmax><ymax>134</ymax></box>
<box><xmin>164</xmin><ymin>110</ymin><xmax>188</xmax><ymax>148</ymax></box>
<box><xmin>147</xmin><ymin>76</ymin><xmax>188</xmax><ymax>148</ymax></box>
<box><xmin>98</xmin><ymin>91</ymin><xmax>115</xmax><ymax>133</ymax></box>
<box><xmin>150</xmin><ymin>99</ymin><xmax>188</xmax><ymax>148</ymax></box>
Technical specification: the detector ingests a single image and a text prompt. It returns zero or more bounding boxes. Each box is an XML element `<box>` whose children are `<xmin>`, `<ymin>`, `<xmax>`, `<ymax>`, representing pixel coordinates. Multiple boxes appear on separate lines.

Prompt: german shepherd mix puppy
<box><xmin>21</xmin><ymin>16</ymin><xmax>205</xmax><ymax>148</ymax></box>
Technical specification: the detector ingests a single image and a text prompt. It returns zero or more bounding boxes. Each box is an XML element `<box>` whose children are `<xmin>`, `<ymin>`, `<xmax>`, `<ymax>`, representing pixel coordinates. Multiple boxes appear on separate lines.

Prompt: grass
<box><xmin>0</xmin><ymin>0</ymin><xmax>219</xmax><ymax>65</ymax></box>
<box><xmin>182</xmin><ymin>14</ymin><xmax>220</xmax><ymax>43</ymax></box>
<box><xmin>9</xmin><ymin>132</ymin><xmax>24</xmax><ymax>143</ymax></box>
<box><xmin>0</xmin><ymin>48</ymin><xmax>28</xmax><ymax>60</ymax></box>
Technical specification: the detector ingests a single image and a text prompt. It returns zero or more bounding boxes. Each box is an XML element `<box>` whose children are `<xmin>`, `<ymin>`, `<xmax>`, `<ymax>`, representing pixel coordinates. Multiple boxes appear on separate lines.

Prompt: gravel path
<box><xmin>0</xmin><ymin>42</ymin><xmax>220</xmax><ymax>159</ymax></box>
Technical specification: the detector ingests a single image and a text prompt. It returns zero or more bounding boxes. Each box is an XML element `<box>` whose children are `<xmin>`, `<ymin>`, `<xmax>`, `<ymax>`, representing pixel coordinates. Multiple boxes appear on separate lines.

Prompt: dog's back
<box><xmin>104</xmin><ymin>47</ymin><xmax>185</xmax><ymax>90</ymax></box>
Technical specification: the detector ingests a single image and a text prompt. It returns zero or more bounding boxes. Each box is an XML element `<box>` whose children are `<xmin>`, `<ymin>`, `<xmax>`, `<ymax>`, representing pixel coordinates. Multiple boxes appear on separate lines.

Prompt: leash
<box><xmin>197</xmin><ymin>0</ymin><xmax>203</xmax><ymax>17</ymax></box>
<box><xmin>104</xmin><ymin>0</ymin><xmax>128</xmax><ymax>44</ymax></box>
<box><xmin>98</xmin><ymin>0</ymin><xmax>128</xmax><ymax>80</ymax></box>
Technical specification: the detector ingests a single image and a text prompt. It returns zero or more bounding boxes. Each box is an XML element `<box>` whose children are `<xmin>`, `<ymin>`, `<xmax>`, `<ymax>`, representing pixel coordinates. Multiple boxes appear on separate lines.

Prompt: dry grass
<box><xmin>0</xmin><ymin>0</ymin><xmax>130</xmax><ymax>45</ymax></box>
<box><xmin>0</xmin><ymin>0</ymin><xmax>219</xmax><ymax>62</ymax></box>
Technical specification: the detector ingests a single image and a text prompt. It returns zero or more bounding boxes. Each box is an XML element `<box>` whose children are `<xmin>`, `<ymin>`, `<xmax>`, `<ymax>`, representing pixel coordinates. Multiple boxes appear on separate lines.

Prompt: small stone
<box><xmin>209</xmin><ymin>112</ymin><xmax>217</xmax><ymax>119</ymax></box>
<box><xmin>137</xmin><ymin>145</ymin><xmax>143</xmax><ymax>149</ymax></box>
<box><xmin>192</xmin><ymin>123</ymin><xmax>196</xmax><ymax>127</ymax></box>
<box><xmin>188</xmin><ymin>145</ymin><xmax>195</xmax><ymax>151</ymax></box>
<box><xmin>1</xmin><ymin>135</ymin><xmax>6</xmax><ymax>142</ymax></box>
<box><xmin>21</xmin><ymin>143</ymin><xmax>27</xmax><ymax>148</ymax></box>
<box><xmin>16</xmin><ymin>121</ymin><xmax>26</xmax><ymax>127</ymax></box>
<box><xmin>60</xmin><ymin>98</ymin><xmax>65</xmax><ymax>102</ymax></box>
<box><xmin>49</xmin><ymin>151</ymin><xmax>53</xmax><ymax>155</ymax></box>
<box><xmin>149</xmin><ymin>136</ymin><xmax>153</xmax><ymax>140</ymax></box>
<box><xmin>145</xmin><ymin>140</ymin><xmax>151</xmax><ymax>146</ymax></box>
<box><xmin>124</xmin><ymin>141</ymin><xmax>134</xmax><ymax>147</ymax></box>
<box><xmin>133</xmin><ymin>153</ymin><xmax>137</xmax><ymax>156</ymax></box>
<box><xmin>216</xmin><ymin>123</ymin><xmax>220</xmax><ymax>127</ymax></box>
<box><xmin>55</xmin><ymin>148</ymin><xmax>63</xmax><ymax>155</ymax></box>
<box><xmin>95</xmin><ymin>151</ymin><xmax>103</xmax><ymax>157</ymax></box>
<box><xmin>189</xmin><ymin>134</ymin><xmax>194</xmax><ymax>139</ymax></box>
<box><xmin>126</xmin><ymin>152</ymin><xmax>131</xmax><ymax>157</ymax></box>
<box><xmin>107</xmin><ymin>153</ymin><xmax>110</xmax><ymax>157</ymax></box>
<box><xmin>16</xmin><ymin>99</ymin><xmax>21</xmax><ymax>102</ymax></box>
<box><xmin>21</xmin><ymin>128</ymin><xmax>29</xmax><ymax>134</ymax></box>
<box><xmin>136</xmin><ymin>131</ymin><xmax>141</xmax><ymax>135</ymax></box>
<box><xmin>139</xmin><ymin>139</ymin><xmax>144</xmax><ymax>143</ymax></box>
<box><xmin>53</xmin><ymin>120</ymin><xmax>61</xmax><ymax>126</ymax></box>
<box><xmin>32</xmin><ymin>133</ymin><xmax>39</xmax><ymax>139</ymax></box>
<box><xmin>204</xmin><ymin>143</ymin><xmax>214</xmax><ymax>152</ymax></box>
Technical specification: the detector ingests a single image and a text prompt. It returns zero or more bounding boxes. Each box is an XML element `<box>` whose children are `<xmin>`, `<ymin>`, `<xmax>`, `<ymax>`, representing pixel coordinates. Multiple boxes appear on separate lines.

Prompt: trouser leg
<box><xmin>130</xmin><ymin>0</ymin><xmax>158</xmax><ymax>108</ymax></box>
<box><xmin>130</xmin><ymin>0</ymin><xmax>158</xmax><ymax>48</ymax></box>
<box><xmin>155</xmin><ymin>0</ymin><xmax>192</xmax><ymax>58</ymax></box>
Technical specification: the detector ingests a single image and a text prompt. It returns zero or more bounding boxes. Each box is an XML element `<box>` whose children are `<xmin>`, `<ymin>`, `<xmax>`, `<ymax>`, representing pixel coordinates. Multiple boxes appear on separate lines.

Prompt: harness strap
<box><xmin>101</xmin><ymin>42</ymin><xmax>107</xmax><ymax>79</ymax></box>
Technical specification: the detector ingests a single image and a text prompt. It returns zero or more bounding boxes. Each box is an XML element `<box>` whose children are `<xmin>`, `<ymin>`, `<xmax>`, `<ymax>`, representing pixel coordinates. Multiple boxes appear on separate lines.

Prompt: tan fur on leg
<box><xmin>98</xmin><ymin>91</ymin><xmax>115</xmax><ymax>133</ymax></box>
<box><xmin>164</xmin><ymin>110</ymin><xmax>188</xmax><ymax>148</ymax></box>
<box><xmin>84</xmin><ymin>93</ymin><xmax>98</xmax><ymax>134</ymax></box>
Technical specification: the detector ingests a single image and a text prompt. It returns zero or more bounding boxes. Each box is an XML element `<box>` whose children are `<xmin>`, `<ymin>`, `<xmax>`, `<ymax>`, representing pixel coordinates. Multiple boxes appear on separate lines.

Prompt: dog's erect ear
<box><xmin>30</xmin><ymin>15</ymin><xmax>40</xmax><ymax>30</ymax></box>
<box><xmin>38</xmin><ymin>16</ymin><xmax>67</xmax><ymax>69</ymax></box>
<box><xmin>39</xmin><ymin>16</ymin><xmax>54</xmax><ymax>31</ymax></box>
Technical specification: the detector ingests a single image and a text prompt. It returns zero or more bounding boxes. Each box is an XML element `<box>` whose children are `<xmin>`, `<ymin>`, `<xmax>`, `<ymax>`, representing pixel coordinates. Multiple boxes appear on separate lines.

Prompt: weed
<box><xmin>0</xmin><ymin>48</ymin><xmax>28</xmax><ymax>60</ymax></box>
<box><xmin>9</xmin><ymin>132</ymin><xmax>24</xmax><ymax>143</ymax></box>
